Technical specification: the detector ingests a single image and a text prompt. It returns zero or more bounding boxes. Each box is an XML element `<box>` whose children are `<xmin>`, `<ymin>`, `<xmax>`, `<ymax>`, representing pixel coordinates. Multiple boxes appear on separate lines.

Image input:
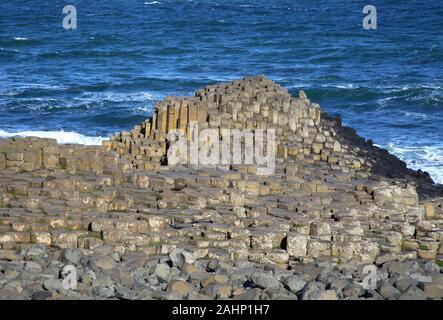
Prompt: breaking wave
<box><xmin>386</xmin><ymin>143</ymin><xmax>443</xmax><ymax>184</ymax></box>
<box><xmin>0</xmin><ymin>130</ymin><xmax>106</xmax><ymax>145</ymax></box>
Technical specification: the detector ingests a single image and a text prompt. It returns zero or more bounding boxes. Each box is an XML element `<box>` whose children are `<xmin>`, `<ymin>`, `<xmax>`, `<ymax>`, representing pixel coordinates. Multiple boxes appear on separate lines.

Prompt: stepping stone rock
<box><xmin>169</xmin><ymin>248</ymin><xmax>196</xmax><ymax>269</ymax></box>
<box><xmin>166</xmin><ymin>280</ymin><xmax>194</xmax><ymax>298</ymax></box>
<box><xmin>89</xmin><ymin>255</ymin><xmax>117</xmax><ymax>272</ymax></box>
<box><xmin>250</xmin><ymin>272</ymin><xmax>282</xmax><ymax>290</ymax></box>
<box><xmin>155</xmin><ymin>263</ymin><xmax>171</xmax><ymax>282</ymax></box>
<box><xmin>283</xmin><ymin>275</ymin><xmax>307</xmax><ymax>293</ymax></box>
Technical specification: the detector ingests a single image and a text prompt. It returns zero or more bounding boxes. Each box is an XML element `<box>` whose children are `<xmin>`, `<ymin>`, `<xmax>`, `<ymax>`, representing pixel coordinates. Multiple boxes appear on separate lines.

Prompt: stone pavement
<box><xmin>0</xmin><ymin>76</ymin><xmax>442</xmax><ymax>299</ymax></box>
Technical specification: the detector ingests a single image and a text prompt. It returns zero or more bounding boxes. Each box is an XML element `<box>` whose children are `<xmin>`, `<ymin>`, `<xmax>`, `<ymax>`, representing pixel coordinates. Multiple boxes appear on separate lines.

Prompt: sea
<box><xmin>0</xmin><ymin>0</ymin><xmax>442</xmax><ymax>182</ymax></box>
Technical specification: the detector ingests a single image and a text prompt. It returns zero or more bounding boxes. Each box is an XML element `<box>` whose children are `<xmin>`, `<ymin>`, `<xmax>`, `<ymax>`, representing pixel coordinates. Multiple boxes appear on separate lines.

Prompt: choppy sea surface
<box><xmin>0</xmin><ymin>1</ymin><xmax>442</xmax><ymax>182</ymax></box>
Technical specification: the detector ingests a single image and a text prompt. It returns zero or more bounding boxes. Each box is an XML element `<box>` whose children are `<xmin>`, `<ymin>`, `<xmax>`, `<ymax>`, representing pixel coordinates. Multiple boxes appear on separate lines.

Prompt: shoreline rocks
<box><xmin>0</xmin><ymin>76</ymin><xmax>442</xmax><ymax>300</ymax></box>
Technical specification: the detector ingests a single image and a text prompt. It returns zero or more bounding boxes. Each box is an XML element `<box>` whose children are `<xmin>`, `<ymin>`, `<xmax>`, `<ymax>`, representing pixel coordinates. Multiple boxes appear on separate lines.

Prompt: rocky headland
<box><xmin>0</xmin><ymin>76</ymin><xmax>443</xmax><ymax>300</ymax></box>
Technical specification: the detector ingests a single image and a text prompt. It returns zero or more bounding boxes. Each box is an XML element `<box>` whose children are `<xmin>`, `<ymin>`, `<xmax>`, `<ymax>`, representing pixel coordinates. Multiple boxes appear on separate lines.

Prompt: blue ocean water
<box><xmin>0</xmin><ymin>1</ymin><xmax>442</xmax><ymax>182</ymax></box>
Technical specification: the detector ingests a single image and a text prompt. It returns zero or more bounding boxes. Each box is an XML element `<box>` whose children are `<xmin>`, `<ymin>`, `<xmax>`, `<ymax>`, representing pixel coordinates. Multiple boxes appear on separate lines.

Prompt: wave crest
<box><xmin>0</xmin><ymin>130</ymin><xmax>105</xmax><ymax>145</ymax></box>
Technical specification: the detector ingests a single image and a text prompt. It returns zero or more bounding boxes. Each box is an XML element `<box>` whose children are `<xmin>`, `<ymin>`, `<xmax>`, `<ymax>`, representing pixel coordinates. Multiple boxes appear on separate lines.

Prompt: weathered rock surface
<box><xmin>0</xmin><ymin>76</ymin><xmax>442</xmax><ymax>300</ymax></box>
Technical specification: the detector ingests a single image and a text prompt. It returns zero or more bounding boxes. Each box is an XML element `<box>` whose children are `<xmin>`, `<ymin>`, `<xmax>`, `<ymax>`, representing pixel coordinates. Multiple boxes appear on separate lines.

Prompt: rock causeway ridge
<box><xmin>0</xmin><ymin>76</ymin><xmax>443</xmax><ymax>300</ymax></box>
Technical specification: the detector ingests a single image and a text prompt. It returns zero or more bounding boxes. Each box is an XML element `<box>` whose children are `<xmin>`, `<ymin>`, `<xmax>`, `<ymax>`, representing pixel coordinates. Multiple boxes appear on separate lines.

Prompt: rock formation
<box><xmin>0</xmin><ymin>76</ymin><xmax>442</xmax><ymax>300</ymax></box>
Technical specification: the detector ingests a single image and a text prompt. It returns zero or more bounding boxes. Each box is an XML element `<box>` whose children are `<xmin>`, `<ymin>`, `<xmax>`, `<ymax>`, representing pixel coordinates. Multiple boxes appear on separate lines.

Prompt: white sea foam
<box><xmin>2</xmin><ymin>83</ymin><xmax>66</xmax><ymax>94</ymax></box>
<box><xmin>13</xmin><ymin>37</ymin><xmax>27</xmax><ymax>41</ymax></box>
<box><xmin>144</xmin><ymin>1</ymin><xmax>162</xmax><ymax>4</ymax></box>
<box><xmin>0</xmin><ymin>130</ymin><xmax>105</xmax><ymax>145</ymax></box>
<box><xmin>82</xmin><ymin>91</ymin><xmax>156</xmax><ymax>103</ymax></box>
<box><xmin>135</xmin><ymin>105</ymin><xmax>154</xmax><ymax>113</ymax></box>
<box><xmin>329</xmin><ymin>84</ymin><xmax>359</xmax><ymax>89</ymax></box>
<box><xmin>0</xmin><ymin>89</ymin><xmax>20</xmax><ymax>96</ymax></box>
<box><xmin>400</xmin><ymin>111</ymin><xmax>429</xmax><ymax>120</ymax></box>
<box><xmin>385</xmin><ymin>143</ymin><xmax>443</xmax><ymax>184</ymax></box>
